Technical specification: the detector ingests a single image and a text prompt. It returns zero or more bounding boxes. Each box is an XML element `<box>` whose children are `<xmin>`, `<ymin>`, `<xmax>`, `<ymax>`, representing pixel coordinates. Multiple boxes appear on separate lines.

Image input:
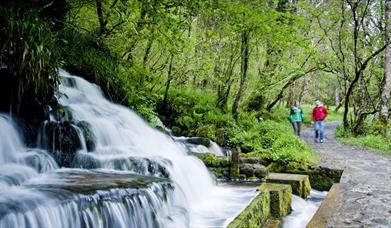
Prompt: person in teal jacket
<box><xmin>288</xmin><ymin>101</ymin><xmax>304</xmax><ymax>136</ymax></box>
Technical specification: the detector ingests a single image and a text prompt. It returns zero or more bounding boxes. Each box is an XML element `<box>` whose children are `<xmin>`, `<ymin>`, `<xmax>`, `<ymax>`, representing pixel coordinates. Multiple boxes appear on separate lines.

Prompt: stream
<box><xmin>283</xmin><ymin>190</ymin><xmax>328</xmax><ymax>227</ymax></box>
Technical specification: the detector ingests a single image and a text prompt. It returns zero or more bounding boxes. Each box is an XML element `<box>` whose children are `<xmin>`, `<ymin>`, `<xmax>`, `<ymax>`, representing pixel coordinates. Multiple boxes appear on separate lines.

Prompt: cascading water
<box><xmin>282</xmin><ymin>190</ymin><xmax>328</xmax><ymax>227</ymax></box>
<box><xmin>0</xmin><ymin>69</ymin><xmax>257</xmax><ymax>227</ymax></box>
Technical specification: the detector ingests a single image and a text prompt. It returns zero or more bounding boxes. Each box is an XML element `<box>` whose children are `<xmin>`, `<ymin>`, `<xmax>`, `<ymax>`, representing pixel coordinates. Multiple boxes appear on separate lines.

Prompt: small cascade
<box><xmin>174</xmin><ymin>136</ymin><xmax>225</xmax><ymax>156</ymax></box>
<box><xmin>0</xmin><ymin>69</ymin><xmax>259</xmax><ymax>227</ymax></box>
<box><xmin>0</xmin><ymin>115</ymin><xmax>58</xmax><ymax>188</ymax></box>
<box><xmin>282</xmin><ymin>190</ymin><xmax>328</xmax><ymax>227</ymax></box>
<box><xmin>1</xmin><ymin>170</ymin><xmax>185</xmax><ymax>228</ymax></box>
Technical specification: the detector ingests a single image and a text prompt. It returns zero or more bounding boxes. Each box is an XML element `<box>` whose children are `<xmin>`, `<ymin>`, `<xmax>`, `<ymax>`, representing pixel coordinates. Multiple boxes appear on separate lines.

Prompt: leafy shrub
<box><xmin>0</xmin><ymin>7</ymin><xmax>60</xmax><ymax>109</ymax></box>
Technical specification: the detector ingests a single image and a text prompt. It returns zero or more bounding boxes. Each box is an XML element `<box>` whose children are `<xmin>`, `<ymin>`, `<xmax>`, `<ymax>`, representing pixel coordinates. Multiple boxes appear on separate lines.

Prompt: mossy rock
<box><xmin>227</xmin><ymin>189</ymin><xmax>270</xmax><ymax>228</ymax></box>
<box><xmin>260</xmin><ymin>183</ymin><xmax>292</xmax><ymax>218</ymax></box>
<box><xmin>266</xmin><ymin>173</ymin><xmax>311</xmax><ymax>199</ymax></box>
<box><xmin>52</xmin><ymin>104</ymin><xmax>73</xmax><ymax>121</ymax></box>
<box><xmin>192</xmin><ymin>153</ymin><xmax>229</xmax><ymax>167</ymax></box>
<box><xmin>192</xmin><ymin>153</ymin><xmax>231</xmax><ymax>179</ymax></box>
<box><xmin>239</xmin><ymin>163</ymin><xmax>268</xmax><ymax>180</ymax></box>
<box><xmin>185</xmin><ymin>137</ymin><xmax>211</xmax><ymax>147</ymax></box>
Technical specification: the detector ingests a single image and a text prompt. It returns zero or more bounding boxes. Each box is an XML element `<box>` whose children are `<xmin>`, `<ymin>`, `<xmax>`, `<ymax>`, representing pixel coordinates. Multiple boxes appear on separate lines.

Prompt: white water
<box><xmin>58</xmin><ymin>69</ymin><xmax>256</xmax><ymax>227</ymax></box>
<box><xmin>282</xmin><ymin>190</ymin><xmax>328</xmax><ymax>227</ymax></box>
<box><xmin>0</xmin><ymin>70</ymin><xmax>257</xmax><ymax>227</ymax></box>
<box><xmin>174</xmin><ymin>136</ymin><xmax>225</xmax><ymax>156</ymax></box>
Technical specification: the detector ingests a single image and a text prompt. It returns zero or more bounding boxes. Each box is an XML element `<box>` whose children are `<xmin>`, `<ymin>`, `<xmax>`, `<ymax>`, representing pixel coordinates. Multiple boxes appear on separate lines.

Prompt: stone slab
<box><xmin>266</xmin><ymin>173</ymin><xmax>311</xmax><ymax>198</ymax></box>
<box><xmin>307</xmin><ymin>183</ymin><xmax>342</xmax><ymax>228</ymax></box>
<box><xmin>260</xmin><ymin>183</ymin><xmax>292</xmax><ymax>218</ymax></box>
<box><xmin>227</xmin><ymin>189</ymin><xmax>270</xmax><ymax>228</ymax></box>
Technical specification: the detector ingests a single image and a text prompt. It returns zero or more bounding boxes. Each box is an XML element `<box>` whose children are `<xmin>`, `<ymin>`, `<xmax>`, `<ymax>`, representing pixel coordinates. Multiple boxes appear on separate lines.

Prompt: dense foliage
<box><xmin>2</xmin><ymin>0</ymin><xmax>391</xmax><ymax>160</ymax></box>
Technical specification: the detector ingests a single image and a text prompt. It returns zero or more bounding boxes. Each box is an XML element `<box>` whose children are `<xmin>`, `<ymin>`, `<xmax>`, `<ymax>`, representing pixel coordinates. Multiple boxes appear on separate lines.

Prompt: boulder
<box><xmin>266</xmin><ymin>173</ymin><xmax>311</xmax><ymax>199</ymax></box>
<box><xmin>39</xmin><ymin>121</ymin><xmax>82</xmax><ymax>167</ymax></box>
<box><xmin>239</xmin><ymin>163</ymin><xmax>268</xmax><ymax>179</ymax></box>
<box><xmin>239</xmin><ymin>157</ymin><xmax>262</xmax><ymax>164</ymax></box>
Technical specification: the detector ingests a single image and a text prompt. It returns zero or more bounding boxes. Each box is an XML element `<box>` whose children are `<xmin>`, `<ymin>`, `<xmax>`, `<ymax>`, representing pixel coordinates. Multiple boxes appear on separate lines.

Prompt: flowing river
<box><xmin>0</xmin><ymin>70</ymin><xmax>257</xmax><ymax>227</ymax></box>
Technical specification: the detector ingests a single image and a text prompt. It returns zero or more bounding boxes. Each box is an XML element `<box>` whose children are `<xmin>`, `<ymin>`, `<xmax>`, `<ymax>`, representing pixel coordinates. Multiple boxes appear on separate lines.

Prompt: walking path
<box><xmin>302</xmin><ymin>122</ymin><xmax>391</xmax><ymax>227</ymax></box>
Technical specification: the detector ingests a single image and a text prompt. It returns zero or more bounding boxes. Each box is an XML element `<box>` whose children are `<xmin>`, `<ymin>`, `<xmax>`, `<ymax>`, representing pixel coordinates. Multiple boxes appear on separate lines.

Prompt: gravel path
<box><xmin>302</xmin><ymin>122</ymin><xmax>391</xmax><ymax>227</ymax></box>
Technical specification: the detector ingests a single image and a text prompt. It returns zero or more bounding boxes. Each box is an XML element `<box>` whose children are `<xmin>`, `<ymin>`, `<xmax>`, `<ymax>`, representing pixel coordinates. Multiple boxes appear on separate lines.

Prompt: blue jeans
<box><xmin>315</xmin><ymin>121</ymin><xmax>324</xmax><ymax>140</ymax></box>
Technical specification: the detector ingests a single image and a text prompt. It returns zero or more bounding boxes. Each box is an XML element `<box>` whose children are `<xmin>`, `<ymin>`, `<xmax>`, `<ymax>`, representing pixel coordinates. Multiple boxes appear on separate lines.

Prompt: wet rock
<box><xmin>73</xmin><ymin>153</ymin><xmax>171</xmax><ymax>178</ymax></box>
<box><xmin>53</xmin><ymin>105</ymin><xmax>73</xmax><ymax>121</ymax></box>
<box><xmin>39</xmin><ymin>121</ymin><xmax>82</xmax><ymax>167</ymax></box>
<box><xmin>76</xmin><ymin>121</ymin><xmax>96</xmax><ymax>151</ymax></box>
<box><xmin>26</xmin><ymin>169</ymin><xmax>171</xmax><ymax>194</ymax></box>
<box><xmin>185</xmin><ymin>137</ymin><xmax>211</xmax><ymax>147</ymax></box>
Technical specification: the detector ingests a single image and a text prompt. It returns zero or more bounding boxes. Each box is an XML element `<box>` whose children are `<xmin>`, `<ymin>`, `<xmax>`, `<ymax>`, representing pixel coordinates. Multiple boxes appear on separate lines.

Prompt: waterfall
<box><xmin>0</xmin><ymin>70</ymin><xmax>257</xmax><ymax>227</ymax></box>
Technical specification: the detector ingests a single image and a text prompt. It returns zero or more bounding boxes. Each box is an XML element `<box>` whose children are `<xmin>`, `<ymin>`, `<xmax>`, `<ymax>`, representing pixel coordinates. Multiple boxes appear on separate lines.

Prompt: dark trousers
<box><xmin>291</xmin><ymin>121</ymin><xmax>302</xmax><ymax>136</ymax></box>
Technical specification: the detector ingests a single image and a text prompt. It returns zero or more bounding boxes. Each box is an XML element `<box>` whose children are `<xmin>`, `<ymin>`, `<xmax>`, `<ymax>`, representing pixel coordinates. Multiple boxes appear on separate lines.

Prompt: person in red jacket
<box><xmin>312</xmin><ymin>100</ymin><xmax>328</xmax><ymax>143</ymax></box>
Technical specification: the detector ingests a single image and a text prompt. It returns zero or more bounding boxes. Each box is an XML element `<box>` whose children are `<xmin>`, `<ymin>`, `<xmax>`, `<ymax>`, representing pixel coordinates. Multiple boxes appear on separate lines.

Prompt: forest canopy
<box><xmin>1</xmin><ymin>0</ymin><xmax>390</xmax><ymax>163</ymax></box>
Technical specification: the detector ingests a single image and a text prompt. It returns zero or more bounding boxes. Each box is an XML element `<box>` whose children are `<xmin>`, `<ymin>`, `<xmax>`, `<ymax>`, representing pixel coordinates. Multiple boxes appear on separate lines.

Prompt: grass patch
<box><xmin>336</xmin><ymin>126</ymin><xmax>391</xmax><ymax>155</ymax></box>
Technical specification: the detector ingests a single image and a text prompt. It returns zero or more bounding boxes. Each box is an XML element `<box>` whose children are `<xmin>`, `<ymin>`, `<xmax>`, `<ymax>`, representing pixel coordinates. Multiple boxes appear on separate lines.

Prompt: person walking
<box><xmin>312</xmin><ymin>100</ymin><xmax>328</xmax><ymax>143</ymax></box>
<box><xmin>288</xmin><ymin>101</ymin><xmax>304</xmax><ymax>136</ymax></box>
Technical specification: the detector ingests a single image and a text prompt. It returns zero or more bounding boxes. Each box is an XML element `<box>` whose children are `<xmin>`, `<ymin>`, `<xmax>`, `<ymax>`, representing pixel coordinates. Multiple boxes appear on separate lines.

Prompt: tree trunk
<box><xmin>217</xmin><ymin>52</ymin><xmax>235</xmax><ymax>111</ymax></box>
<box><xmin>162</xmin><ymin>54</ymin><xmax>174</xmax><ymax>113</ymax></box>
<box><xmin>380</xmin><ymin>0</ymin><xmax>391</xmax><ymax>124</ymax></box>
<box><xmin>96</xmin><ymin>0</ymin><xmax>106</xmax><ymax>35</ymax></box>
<box><xmin>335</xmin><ymin>87</ymin><xmax>340</xmax><ymax>107</ymax></box>
<box><xmin>143</xmin><ymin>38</ymin><xmax>154</xmax><ymax>67</ymax></box>
<box><xmin>232</xmin><ymin>30</ymin><xmax>250</xmax><ymax>119</ymax></box>
<box><xmin>286</xmin><ymin>81</ymin><xmax>296</xmax><ymax>107</ymax></box>
<box><xmin>298</xmin><ymin>79</ymin><xmax>308</xmax><ymax>104</ymax></box>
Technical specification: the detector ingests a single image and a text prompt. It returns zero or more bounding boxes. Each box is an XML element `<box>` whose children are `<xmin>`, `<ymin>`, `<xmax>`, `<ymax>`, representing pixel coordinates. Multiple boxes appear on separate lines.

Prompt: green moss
<box><xmin>192</xmin><ymin>153</ymin><xmax>231</xmax><ymax>179</ymax></box>
<box><xmin>266</xmin><ymin>173</ymin><xmax>311</xmax><ymax>199</ymax></box>
<box><xmin>267</xmin><ymin>161</ymin><xmax>343</xmax><ymax>191</ymax></box>
<box><xmin>265</xmin><ymin>184</ymin><xmax>292</xmax><ymax>218</ymax></box>
<box><xmin>227</xmin><ymin>190</ymin><xmax>270</xmax><ymax>228</ymax></box>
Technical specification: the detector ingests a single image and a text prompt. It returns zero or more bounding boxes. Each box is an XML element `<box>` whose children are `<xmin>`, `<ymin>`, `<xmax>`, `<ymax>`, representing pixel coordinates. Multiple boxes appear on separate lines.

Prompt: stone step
<box><xmin>227</xmin><ymin>187</ymin><xmax>270</xmax><ymax>228</ymax></box>
<box><xmin>260</xmin><ymin>183</ymin><xmax>292</xmax><ymax>218</ymax></box>
<box><xmin>227</xmin><ymin>183</ymin><xmax>292</xmax><ymax>228</ymax></box>
<box><xmin>266</xmin><ymin>172</ymin><xmax>311</xmax><ymax>199</ymax></box>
